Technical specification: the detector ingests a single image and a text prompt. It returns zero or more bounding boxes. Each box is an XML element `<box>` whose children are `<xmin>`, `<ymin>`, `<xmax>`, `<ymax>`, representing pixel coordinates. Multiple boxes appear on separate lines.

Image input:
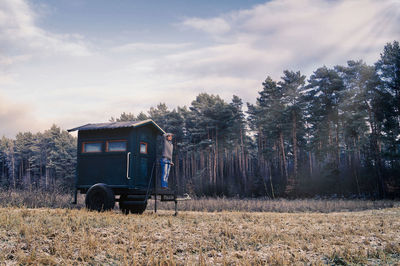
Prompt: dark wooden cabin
<box><xmin>68</xmin><ymin>119</ymin><xmax>177</xmax><ymax>214</ymax></box>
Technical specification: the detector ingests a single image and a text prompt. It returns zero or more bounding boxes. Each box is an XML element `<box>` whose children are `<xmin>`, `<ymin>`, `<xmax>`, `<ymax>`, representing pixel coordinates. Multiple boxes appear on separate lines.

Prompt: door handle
<box><xmin>126</xmin><ymin>152</ymin><xmax>131</xmax><ymax>180</ymax></box>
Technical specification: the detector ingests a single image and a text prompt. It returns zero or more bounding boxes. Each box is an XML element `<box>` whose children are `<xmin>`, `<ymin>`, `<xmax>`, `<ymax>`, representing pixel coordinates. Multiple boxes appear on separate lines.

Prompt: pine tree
<box><xmin>229</xmin><ymin>95</ymin><xmax>250</xmax><ymax>194</ymax></box>
<box><xmin>279</xmin><ymin>70</ymin><xmax>306</xmax><ymax>195</ymax></box>
<box><xmin>375</xmin><ymin>41</ymin><xmax>400</xmax><ymax>197</ymax></box>
<box><xmin>109</xmin><ymin>112</ymin><xmax>137</xmax><ymax>122</ymax></box>
<box><xmin>335</xmin><ymin>60</ymin><xmax>375</xmax><ymax>195</ymax></box>
<box><xmin>248</xmin><ymin>77</ymin><xmax>288</xmax><ymax>195</ymax></box>
<box><xmin>375</xmin><ymin>41</ymin><xmax>400</xmax><ymax>123</ymax></box>
<box><xmin>15</xmin><ymin>132</ymin><xmax>35</xmax><ymax>188</ymax></box>
<box><xmin>304</xmin><ymin>66</ymin><xmax>345</xmax><ymax>193</ymax></box>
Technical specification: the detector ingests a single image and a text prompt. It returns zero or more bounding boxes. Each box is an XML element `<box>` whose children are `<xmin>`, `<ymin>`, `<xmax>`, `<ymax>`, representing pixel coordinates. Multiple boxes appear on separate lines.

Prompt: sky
<box><xmin>0</xmin><ymin>0</ymin><xmax>399</xmax><ymax>137</ymax></box>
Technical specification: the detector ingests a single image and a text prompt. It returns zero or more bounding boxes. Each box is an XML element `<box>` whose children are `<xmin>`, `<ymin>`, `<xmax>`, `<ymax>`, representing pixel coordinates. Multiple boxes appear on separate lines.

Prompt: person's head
<box><xmin>166</xmin><ymin>133</ymin><xmax>173</xmax><ymax>141</ymax></box>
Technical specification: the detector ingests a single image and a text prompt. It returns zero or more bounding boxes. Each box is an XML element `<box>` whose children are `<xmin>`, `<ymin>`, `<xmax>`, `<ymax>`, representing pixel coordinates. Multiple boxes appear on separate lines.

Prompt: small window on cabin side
<box><xmin>83</xmin><ymin>142</ymin><xmax>102</xmax><ymax>153</ymax></box>
<box><xmin>140</xmin><ymin>142</ymin><xmax>148</xmax><ymax>154</ymax></box>
<box><xmin>107</xmin><ymin>140</ymin><xmax>127</xmax><ymax>152</ymax></box>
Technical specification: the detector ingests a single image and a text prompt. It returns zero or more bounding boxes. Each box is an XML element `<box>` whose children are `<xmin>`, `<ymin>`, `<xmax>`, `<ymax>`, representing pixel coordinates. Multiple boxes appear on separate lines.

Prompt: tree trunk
<box><xmin>27</xmin><ymin>160</ymin><xmax>31</xmax><ymax>191</ymax></box>
<box><xmin>353</xmin><ymin>138</ymin><xmax>361</xmax><ymax>196</ymax></box>
<box><xmin>269</xmin><ymin>163</ymin><xmax>275</xmax><ymax>199</ymax></box>
<box><xmin>39</xmin><ymin>154</ymin><xmax>43</xmax><ymax>188</ymax></box>
<box><xmin>208</xmin><ymin>148</ymin><xmax>212</xmax><ymax>190</ymax></box>
<box><xmin>336</xmin><ymin>120</ymin><xmax>340</xmax><ymax>167</ymax></box>
<box><xmin>279</xmin><ymin>131</ymin><xmax>288</xmax><ymax>184</ymax></box>
<box><xmin>292</xmin><ymin>111</ymin><xmax>298</xmax><ymax>179</ymax></box>
<box><xmin>214</xmin><ymin>127</ymin><xmax>218</xmax><ymax>189</ymax></box>
<box><xmin>366</xmin><ymin>102</ymin><xmax>385</xmax><ymax>198</ymax></box>
<box><xmin>309</xmin><ymin>152</ymin><xmax>313</xmax><ymax>177</ymax></box>
<box><xmin>45</xmin><ymin>167</ymin><xmax>49</xmax><ymax>190</ymax></box>
<box><xmin>285</xmin><ymin>110</ymin><xmax>297</xmax><ymax>196</ymax></box>
<box><xmin>240</xmin><ymin>128</ymin><xmax>247</xmax><ymax>191</ymax></box>
<box><xmin>175</xmin><ymin>153</ymin><xmax>180</xmax><ymax>193</ymax></box>
<box><xmin>12</xmin><ymin>152</ymin><xmax>16</xmax><ymax>189</ymax></box>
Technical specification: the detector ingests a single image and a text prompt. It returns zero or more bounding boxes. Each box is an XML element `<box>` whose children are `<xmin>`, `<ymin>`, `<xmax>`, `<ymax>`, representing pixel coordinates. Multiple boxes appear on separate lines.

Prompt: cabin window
<box><xmin>106</xmin><ymin>140</ymin><xmax>127</xmax><ymax>152</ymax></box>
<box><xmin>140</xmin><ymin>142</ymin><xmax>148</xmax><ymax>154</ymax></box>
<box><xmin>82</xmin><ymin>142</ymin><xmax>102</xmax><ymax>153</ymax></box>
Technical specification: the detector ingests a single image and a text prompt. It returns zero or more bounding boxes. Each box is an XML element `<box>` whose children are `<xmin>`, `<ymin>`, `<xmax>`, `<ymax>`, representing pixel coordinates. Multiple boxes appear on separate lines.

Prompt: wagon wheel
<box><xmin>129</xmin><ymin>202</ymin><xmax>147</xmax><ymax>214</ymax></box>
<box><xmin>120</xmin><ymin>207</ymin><xmax>130</xmax><ymax>215</ymax></box>
<box><xmin>85</xmin><ymin>183</ymin><xmax>115</xmax><ymax>212</ymax></box>
<box><xmin>119</xmin><ymin>196</ymin><xmax>130</xmax><ymax>215</ymax></box>
<box><xmin>119</xmin><ymin>195</ymin><xmax>147</xmax><ymax>215</ymax></box>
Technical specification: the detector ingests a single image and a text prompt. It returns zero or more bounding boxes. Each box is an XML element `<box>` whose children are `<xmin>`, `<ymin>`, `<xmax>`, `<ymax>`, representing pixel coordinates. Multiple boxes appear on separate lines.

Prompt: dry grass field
<box><xmin>1</xmin><ymin>189</ymin><xmax>398</xmax><ymax>213</ymax></box>
<box><xmin>0</xmin><ymin>205</ymin><xmax>399</xmax><ymax>265</ymax></box>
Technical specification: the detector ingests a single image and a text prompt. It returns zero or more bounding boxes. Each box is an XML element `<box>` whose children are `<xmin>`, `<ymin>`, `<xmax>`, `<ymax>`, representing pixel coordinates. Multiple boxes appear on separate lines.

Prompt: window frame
<box><xmin>139</xmin><ymin>142</ymin><xmax>148</xmax><ymax>154</ymax></box>
<box><xmin>82</xmin><ymin>141</ymin><xmax>103</xmax><ymax>153</ymax></box>
<box><xmin>106</xmin><ymin>140</ymin><xmax>128</xmax><ymax>152</ymax></box>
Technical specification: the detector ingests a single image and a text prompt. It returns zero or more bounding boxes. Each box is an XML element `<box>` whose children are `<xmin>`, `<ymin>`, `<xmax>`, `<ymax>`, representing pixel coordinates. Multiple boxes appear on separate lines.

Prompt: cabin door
<box><xmin>133</xmin><ymin>129</ymin><xmax>154</xmax><ymax>189</ymax></box>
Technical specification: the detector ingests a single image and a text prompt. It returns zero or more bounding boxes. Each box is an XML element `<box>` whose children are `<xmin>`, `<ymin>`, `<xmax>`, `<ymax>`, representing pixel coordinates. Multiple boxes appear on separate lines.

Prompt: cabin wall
<box><xmin>77</xmin><ymin>128</ymin><xmax>132</xmax><ymax>188</ymax></box>
<box><xmin>76</xmin><ymin>126</ymin><xmax>160</xmax><ymax>191</ymax></box>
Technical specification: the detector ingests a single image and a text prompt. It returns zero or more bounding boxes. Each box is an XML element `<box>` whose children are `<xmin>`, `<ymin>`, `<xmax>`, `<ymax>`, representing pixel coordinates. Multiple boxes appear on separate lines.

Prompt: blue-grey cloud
<box><xmin>1</xmin><ymin>0</ymin><xmax>400</xmax><ymax>137</ymax></box>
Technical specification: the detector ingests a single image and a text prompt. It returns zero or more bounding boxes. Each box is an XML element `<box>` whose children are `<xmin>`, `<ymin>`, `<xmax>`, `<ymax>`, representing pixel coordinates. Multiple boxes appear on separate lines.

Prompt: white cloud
<box><xmin>182</xmin><ymin>17</ymin><xmax>231</xmax><ymax>35</ymax></box>
<box><xmin>111</xmin><ymin>42</ymin><xmax>193</xmax><ymax>53</ymax></box>
<box><xmin>159</xmin><ymin>43</ymin><xmax>293</xmax><ymax>79</ymax></box>
<box><xmin>0</xmin><ymin>93</ymin><xmax>46</xmax><ymax>137</ymax></box>
<box><xmin>0</xmin><ymin>0</ymin><xmax>91</xmax><ymax>59</ymax></box>
<box><xmin>179</xmin><ymin>0</ymin><xmax>400</xmax><ymax>79</ymax></box>
<box><xmin>135</xmin><ymin>0</ymin><xmax>400</xmax><ymax>106</ymax></box>
<box><xmin>0</xmin><ymin>0</ymin><xmax>96</xmax><ymax>137</ymax></box>
<box><xmin>0</xmin><ymin>54</ymin><xmax>31</xmax><ymax>66</ymax></box>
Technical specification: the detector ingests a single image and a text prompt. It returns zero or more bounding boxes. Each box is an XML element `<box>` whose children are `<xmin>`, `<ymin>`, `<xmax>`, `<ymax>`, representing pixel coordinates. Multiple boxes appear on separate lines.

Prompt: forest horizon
<box><xmin>1</xmin><ymin>40</ymin><xmax>399</xmax><ymax>199</ymax></box>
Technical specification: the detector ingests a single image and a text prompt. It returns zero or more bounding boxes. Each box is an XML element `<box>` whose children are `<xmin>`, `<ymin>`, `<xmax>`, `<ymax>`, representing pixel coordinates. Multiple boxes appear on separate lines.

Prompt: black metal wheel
<box><xmin>119</xmin><ymin>194</ymin><xmax>147</xmax><ymax>214</ymax></box>
<box><xmin>119</xmin><ymin>196</ymin><xmax>130</xmax><ymax>215</ymax></box>
<box><xmin>129</xmin><ymin>203</ymin><xmax>147</xmax><ymax>214</ymax></box>
<box><xmin>120</xmin><ymin>207</ymin><xmax>130</xmax><ymax>215</ymax></box>
<box><xmin>85</xmin><ymin>183</ymin><xmax>115</xmax><ymax>212</ymax></box>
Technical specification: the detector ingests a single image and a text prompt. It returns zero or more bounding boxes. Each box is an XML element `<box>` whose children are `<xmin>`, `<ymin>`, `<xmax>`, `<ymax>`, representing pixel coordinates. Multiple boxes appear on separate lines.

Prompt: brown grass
<box><xmin>1</xmin><ymin>189</ymin><xmax>398</xmax><ymax>213</ymax></box>
<box><xmin>0</xmin><ymin>189</ymin><xmax>77</xmax><ymax>209</ymax></box>
<box><xmin>150</xmin><ymin>197</ymin><xmax>399</xmax><ymax>213</ymax></box>
<box><xmin>0</xmin><ymin>206</ymin><xmax>399</xmax><ymax>265</ymax></box>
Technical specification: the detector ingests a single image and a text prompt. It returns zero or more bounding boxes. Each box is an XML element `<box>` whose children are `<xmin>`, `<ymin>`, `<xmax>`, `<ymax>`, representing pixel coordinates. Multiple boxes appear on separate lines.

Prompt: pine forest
<box><xmin>1</xmin><ymin>41</ymin><xmax>399</xmax><ymax>198</ymax></box>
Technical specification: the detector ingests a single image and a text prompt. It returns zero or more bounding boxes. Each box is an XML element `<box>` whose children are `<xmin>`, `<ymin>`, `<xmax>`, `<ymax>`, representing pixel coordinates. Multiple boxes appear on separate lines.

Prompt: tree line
<box><xmin>0</xmin><ymin>125</ymin><xmax>76</xmax><ymax>191</ymax></box>
<box><xmin>1</xmin><ymin>41</ymin><xmax>399</xmax><ymax>198</ymax></box>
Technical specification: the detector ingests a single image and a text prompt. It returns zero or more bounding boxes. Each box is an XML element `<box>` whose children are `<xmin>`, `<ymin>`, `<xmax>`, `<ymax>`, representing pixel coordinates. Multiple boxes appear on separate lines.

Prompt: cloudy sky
<box><xmin>1</xmin><ymin>0</ymin><xmax>399</xmax><ymax>137</ymax></box>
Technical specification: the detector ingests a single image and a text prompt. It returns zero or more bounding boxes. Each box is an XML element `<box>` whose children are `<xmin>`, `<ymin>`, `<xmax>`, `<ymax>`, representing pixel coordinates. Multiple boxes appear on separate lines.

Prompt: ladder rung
<box><xmin>160</xmin><ymin>195</ymin><xmax>176</xmax><ymax>202</ymax></box>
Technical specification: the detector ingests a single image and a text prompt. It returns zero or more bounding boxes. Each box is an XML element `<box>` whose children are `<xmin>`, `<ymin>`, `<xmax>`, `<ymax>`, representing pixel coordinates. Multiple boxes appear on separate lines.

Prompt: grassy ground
<box><xmin>1</xmin><ymin>189</ymin><xmax>399</xmax><ymax>264</ymax></box>
<box><xmin>148</xmin><ymin>197</ymin><xmax>399</xmax><ymax>213</ymax></box>
<box><xmin>0</xmin><ymin>207</ymin><xmax>399</xmax><ymax>265</ymax></box>
<box><xmin>1</xmin><ymin>189</ymin><xmax>398</xmax><ymax>213</ymax></box>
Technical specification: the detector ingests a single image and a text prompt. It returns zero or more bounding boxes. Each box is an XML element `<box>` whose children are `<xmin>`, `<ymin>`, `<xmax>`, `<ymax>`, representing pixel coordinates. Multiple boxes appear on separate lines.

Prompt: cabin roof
<box><xmin>67</xmin><ymin>119</ymin><xmax>166</xmax><ymax>134</ymax></box>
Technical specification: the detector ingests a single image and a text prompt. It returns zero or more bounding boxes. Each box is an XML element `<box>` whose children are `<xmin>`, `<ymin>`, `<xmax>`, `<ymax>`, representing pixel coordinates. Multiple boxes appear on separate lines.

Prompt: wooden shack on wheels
<box><xmin>68</xmin><ymin>119</ymin><xmax>181</xmax><ymax>214</ymax></box>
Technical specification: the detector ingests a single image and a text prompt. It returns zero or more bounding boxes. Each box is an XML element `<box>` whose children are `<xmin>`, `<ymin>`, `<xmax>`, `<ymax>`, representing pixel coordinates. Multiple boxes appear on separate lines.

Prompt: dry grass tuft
<box><xmin>0</xmin><ymin>189</ymin><xmax>80</xmax><ymax>209</ymax></box>
<box><xmin>0</xmin><ymin>206</ymin><xmax>399</xmax><ymax>264</ymax></box>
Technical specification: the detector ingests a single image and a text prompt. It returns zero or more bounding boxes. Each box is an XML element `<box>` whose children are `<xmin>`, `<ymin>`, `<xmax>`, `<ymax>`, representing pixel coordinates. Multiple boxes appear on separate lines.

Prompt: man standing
<box><xmin>161</xmin><ymin>133</ymin><xmax>174</xmax><ymax>189</ymax></box>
